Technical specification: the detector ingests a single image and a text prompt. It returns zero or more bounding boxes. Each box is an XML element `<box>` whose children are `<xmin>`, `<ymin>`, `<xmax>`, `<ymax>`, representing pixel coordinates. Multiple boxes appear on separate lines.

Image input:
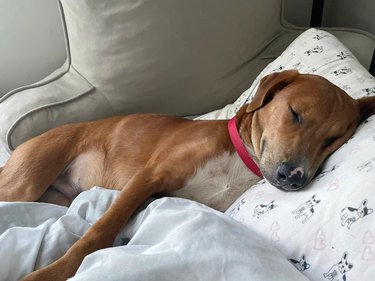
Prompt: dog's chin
<box><xmin>275</xmin><ymin>184</ymin><xmax>304</xmax><ymax>192</ymax></box>
<box><xmin>263</xmin><ymin>175</ymin><xmax>308</xmax><ymax>192</ymax></box>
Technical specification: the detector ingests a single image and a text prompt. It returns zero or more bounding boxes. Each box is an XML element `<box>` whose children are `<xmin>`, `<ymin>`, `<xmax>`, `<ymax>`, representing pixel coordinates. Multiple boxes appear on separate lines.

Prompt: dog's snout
<box><xmin>276</xmin><ymin>162</ymin><xmax>307</xmax><ymax>190</ymax></box>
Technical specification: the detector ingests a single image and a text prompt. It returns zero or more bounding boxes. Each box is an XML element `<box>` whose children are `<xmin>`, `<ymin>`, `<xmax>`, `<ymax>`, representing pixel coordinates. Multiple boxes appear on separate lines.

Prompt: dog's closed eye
<box><xmin>289</xmin><ymin>106</ymin><xmax>302</xmax><ymax>124</ymax></box>
<box><xmin>323</xmin><ymin>136</ymin><xmax>339</xmax><ymax>148</ymax></box>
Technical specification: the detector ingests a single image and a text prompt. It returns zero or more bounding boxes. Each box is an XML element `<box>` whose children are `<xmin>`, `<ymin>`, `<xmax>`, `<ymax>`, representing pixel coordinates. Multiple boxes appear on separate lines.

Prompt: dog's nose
<box><xmin>276</xmin><ymin>162</ymin><xmax>307</xmax><ymax>190</ymax></box>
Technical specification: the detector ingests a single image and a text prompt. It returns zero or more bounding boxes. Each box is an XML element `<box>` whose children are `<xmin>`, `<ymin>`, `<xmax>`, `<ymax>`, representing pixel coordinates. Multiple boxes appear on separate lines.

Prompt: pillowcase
<box><xmin>224</xmin><ymin>28</ymin><xmax>375</xmax><ymax>281</ymax></box>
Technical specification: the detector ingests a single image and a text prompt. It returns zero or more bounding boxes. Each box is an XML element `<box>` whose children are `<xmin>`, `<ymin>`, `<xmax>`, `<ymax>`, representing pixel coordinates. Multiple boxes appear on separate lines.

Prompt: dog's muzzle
<box><xmin>275</xmin><ymin>162</ymin><xmax>307</xmax><ymax>191</ymax></box>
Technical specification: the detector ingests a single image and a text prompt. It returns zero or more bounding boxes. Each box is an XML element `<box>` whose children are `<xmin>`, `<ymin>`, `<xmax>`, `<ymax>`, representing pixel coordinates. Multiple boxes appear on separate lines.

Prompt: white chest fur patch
<box><xmin>170</xmin><ymin>151</ymin><xmax>258</xmax><ymax>212</ymax></box>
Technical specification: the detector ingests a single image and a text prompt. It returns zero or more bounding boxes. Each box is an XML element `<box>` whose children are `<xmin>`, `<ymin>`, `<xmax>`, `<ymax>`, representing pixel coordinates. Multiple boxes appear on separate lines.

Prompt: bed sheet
<box><xmin>0</xmin><ymin>188</ymin><xmax>309</xmax><ymax>281</ymax></box>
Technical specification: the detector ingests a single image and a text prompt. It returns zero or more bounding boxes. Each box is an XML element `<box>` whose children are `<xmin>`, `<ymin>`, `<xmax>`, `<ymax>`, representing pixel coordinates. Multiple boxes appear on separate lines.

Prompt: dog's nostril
<box><xmin>277</xmin><ymin>171</ymin><xmax>287</xmax><ymax>182</ymax></box>
<box><xmin>276</xmin><ymin>162</ymin><xmax>292</xmax><ymax>182</ymax></box>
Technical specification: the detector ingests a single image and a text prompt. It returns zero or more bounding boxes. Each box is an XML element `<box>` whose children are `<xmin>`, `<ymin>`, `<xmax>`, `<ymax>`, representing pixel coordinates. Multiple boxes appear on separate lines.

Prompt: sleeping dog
<box><xmin>0</xmin><ymin>70</ymin><xmax>374</xmax><ymax>280</ymax></box>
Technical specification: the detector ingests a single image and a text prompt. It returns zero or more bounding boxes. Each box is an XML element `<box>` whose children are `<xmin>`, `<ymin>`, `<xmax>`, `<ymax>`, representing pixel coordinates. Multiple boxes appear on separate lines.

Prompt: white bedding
<box><xmin>0</xmin><ymin>188</ymin><xmax>308</xmax><ymax>281</ymax></box>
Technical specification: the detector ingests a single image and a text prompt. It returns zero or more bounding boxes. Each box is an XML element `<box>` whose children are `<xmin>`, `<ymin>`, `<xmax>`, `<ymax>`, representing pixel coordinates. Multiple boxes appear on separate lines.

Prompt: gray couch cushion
<box><xmin>61</xmin><ymin>0</ymin><xmax>285</xmax><ymax>115</ymax></box>
<box><xmin>0</xmin><ymin>0</ymin><xmax>374</xmax><ymax>152</ymax></box>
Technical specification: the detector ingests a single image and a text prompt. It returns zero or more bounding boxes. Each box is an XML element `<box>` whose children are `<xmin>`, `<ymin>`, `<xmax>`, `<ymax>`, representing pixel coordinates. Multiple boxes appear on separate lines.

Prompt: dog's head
<box><xmin>237</xmin><ymin>70</ymin><xmax>375</xmax><ymax>191</ymax></box>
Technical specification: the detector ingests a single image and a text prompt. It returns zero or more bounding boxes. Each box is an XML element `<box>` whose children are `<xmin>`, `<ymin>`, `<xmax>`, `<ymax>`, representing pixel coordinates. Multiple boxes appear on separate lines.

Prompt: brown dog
<box><xmin>1</xmin><ymin>70</ymin><xmax>374</xmax><ymax>280</ymax></box>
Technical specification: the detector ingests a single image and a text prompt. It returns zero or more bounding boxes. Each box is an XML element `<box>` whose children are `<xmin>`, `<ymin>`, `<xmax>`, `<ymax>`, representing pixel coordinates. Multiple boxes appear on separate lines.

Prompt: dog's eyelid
<box><xmin>288</xmin><ymin>106</ymin><xmax>302</xmax><ymax>124</ymax></box>
<box><xmin>323</xmin><ymin>136</ymin><xmax>339</xmax><ymax>148</ymax></box>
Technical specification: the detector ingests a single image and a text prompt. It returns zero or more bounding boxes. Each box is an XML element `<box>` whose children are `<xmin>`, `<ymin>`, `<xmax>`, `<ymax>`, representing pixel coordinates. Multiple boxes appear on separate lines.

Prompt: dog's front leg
<box><xmin>21</xmin><ymin>168</ymin><xmax>166</xmax><ymax>281</ymax></box>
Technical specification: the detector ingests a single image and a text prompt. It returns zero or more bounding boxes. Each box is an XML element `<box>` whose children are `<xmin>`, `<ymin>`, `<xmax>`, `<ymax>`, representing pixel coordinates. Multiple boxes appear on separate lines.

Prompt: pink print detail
<box><xmin>270</xmin><ymin>221</ymin><xmax>281</xmax><ymax>231</ymax></box>
<box><xmin>363</xmin><ymin>230</ymin><xmax>375</xmax><ymax>245</ymax></box>
<box><xmin>364</xmin><ymin>125</ymin><xmax>375</xmax><ymax>134</ymax></box>
<box><xmin>270</xmin><ymin>221</ymin><xmax>281</xmax><ymax>243</ymax></box>
<box><xmin>314</xmin><ymin>229</ymin><xmax>326</xmax><ymax>250</ymax></box>
<box><xmin>327</xmin><ymin>178</ymin><xmax>340</xmax><ymax>191</ymax></box>
<box><xmin>271</xmin><ymin>232</ymin><xmax>280</xmax><ymax>242</ymax></box>
<box><xmin>350</xmin><ymin>144</ymin><xmax>360</xmax><ymax>155</ymax></box>
<box><xmin>362</xmin><ymin>246</ymin><xmax>375</xmax><ymax>261</ymax></box>
<box><xmin>255</xmin><ymin>191</ymin><xmax>265</xmax><ymax>200</ymax></box>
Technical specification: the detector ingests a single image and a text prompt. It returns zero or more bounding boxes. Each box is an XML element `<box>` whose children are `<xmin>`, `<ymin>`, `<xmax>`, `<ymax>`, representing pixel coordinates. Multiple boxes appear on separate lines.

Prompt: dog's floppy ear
<box><xmin>246</xmin><ymin>70</ymin><xmax>299</xmax><ymax>113</ymax></box>
<box><xmin>357</xmin><ymin>95</ymin><xmax>375</xmax><ymax>123</ymax></box>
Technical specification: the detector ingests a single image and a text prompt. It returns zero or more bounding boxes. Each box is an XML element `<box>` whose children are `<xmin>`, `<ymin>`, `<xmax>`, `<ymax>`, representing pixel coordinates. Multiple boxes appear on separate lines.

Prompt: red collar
<box><xmin>228</xmin><ymin>117</ymin><xmax>262</xmax><ymax>177</ymax></box>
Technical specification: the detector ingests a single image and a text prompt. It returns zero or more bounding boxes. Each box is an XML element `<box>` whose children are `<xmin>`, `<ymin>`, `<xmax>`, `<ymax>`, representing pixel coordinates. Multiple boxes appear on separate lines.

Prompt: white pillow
<box><xmin>224</xmin><ymin>29</ymin><xmax>375</xmax><ymax>281</ymax></box>
<box><xmin>198</xmin><ymin>28</ymin><xmax>375</xmax><ymax>120</ymax></box>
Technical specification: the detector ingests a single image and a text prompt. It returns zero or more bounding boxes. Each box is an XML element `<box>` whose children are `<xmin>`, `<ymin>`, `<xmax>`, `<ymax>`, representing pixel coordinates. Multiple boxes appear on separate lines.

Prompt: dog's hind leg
<box><xmin>21</xmin><ymin>167</ymin><xmax>170</xmax><ymax>281</ymax></box>
<box><xmin>0</xmin><ymin>125</ymin><xmax>81</xmax><ymax>203</ymax></box>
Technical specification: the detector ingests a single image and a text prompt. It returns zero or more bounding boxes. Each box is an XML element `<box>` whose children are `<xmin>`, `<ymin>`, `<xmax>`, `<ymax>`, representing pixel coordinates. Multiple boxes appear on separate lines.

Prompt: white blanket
<box><xmin>0</xmin><ymin>188</ymin><xmax>309</xmax><ymax>281</ymax></box>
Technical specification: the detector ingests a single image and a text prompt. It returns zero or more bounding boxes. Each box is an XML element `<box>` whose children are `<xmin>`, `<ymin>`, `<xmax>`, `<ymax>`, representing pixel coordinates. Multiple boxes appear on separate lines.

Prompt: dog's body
<box><xmin>1</xmin><ymin>113</ymin><xmax>254</xmax><ymax>212</ymax></box>
<box><xmin>1</xmin><ymin>70</ymin><xmax>375</xmax><ymax>280</ymax></box>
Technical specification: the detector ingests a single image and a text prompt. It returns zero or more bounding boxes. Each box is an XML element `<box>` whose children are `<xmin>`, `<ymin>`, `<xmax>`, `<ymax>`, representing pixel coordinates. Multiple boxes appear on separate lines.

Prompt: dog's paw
<box><xmin>20</xmin><ymin>255</ymin><xmax>78</xmax><ymax>281</ymax></box>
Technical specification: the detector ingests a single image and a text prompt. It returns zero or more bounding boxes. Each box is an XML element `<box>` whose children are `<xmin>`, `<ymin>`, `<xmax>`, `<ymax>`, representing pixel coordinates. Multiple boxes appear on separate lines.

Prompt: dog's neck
<box><xmin>228</xmin><ymin>117</ymin><xmax>262</xmax><ymax>177</ymax></box>
<box><xmin>234</xmin><ymin>105</ymin><xmax>258</xmax><ymax>156</ymax></box>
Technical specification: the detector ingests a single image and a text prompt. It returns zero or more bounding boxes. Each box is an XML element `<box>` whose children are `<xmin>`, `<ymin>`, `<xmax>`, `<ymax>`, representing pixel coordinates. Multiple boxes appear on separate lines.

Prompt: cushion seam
<box><xmin>6</xmin><ymin>84</ymin><xmax>95</xmax><ymax>151</ymax></box>
<box><xmin>0</xmin><ymin>0</ymin><xmax>71</xmax><ymax>105</ymax></box>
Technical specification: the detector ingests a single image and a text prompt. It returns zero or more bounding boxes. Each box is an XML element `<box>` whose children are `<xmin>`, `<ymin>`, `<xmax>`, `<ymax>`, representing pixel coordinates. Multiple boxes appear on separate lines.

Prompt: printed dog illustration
<box><xmin>253</xmin><ymin>200</ymin><xmax>277</xmax><ymax>218</ymax></box>
<box><xmin>341</xmin><ymin>199</ymin><xmax>373</xmax><ymax>229</ymax></box>
<box><xmin>323</xmin><ymin>252</ymin><xmax>353</xmax><ymax>281</ymax></box>
<box><xmin>289</xmin><ymin>254</ymin><xmax>310</xmax><ymax>271</ymax></box>
<box><xmin>293</xmin><ymin>194</ymin><xmax>321</xmax><ymax>224</ymax></box>
<box><xmin>358</xmin><ymin>157</ymin><xmax>375</xmax><ymax>172</ymax></box>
